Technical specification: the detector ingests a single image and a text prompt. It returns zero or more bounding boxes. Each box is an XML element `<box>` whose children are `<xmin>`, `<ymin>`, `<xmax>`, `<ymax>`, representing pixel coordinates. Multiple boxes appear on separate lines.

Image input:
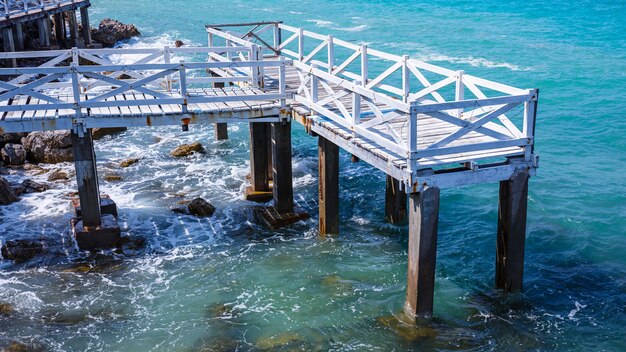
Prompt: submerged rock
<box><xmin>3</xmin><ymin>341</ymin><xmax>45</xmax><ymax>352</ymax></box>
<box><xmin>256</xmin><ymin>332</ymin><xmax>305</xmax><ymax>350</ymax></box>
<box><xmin>321</xmin><ymin>274</ymin><xmax>354</xmax><ymax>295</ymax></box>
<box><xmin>1</xmin><ymin>143</ymin><xmax>26</xmax><ymax>165</ymax></box>
<box><xmin>0</xmin><ymin>302</ymin><xmax>13</xmax><ymax>316</ymax></box>
<box><xmin>194</xmin><ymin>336</ymin><xmax>239</xmax><ymax>352</ymax></box>
<box><xmin>0</xmin><ymin>177</ymin><xmax>19</xmax><ymax>205</ymax></box>
<box><xmin>92</xmin><ymin>18</ymin><xmax>140</xmax><ymax>47</ymax></box>
<box><xmin>21</xmin><ymin>179</ymin><xmax>49</xmax><ymax>193</ymax></box>
<box><xmin>91</xmin><ymin>127</ymin><xmax>128</xmax><ymax>140</ymax></box>
<box><xmin>1</xmin><ymin>240</ymin><xmax>44</xmax><ymax>262</ymax></box>
<box><xmin>188</xmin><ymin>198</ymin><xmax>216</xmax><ymax>217</ymax></box>
<box><xmin>103</xmin><ymin>173</ymin><xmax>123</xmax><ymax>182</ymax></box>
<box><xmin>22</xmin><ymin>131</ymin><xmax>73</xmax><ymax>164</ymax></box>
<box><xmin>119</xmin><ymin>157</ymin><xmax>140</xmax><ymax>168</ymax></box>
<box><xmin>170</xmin><ymin>142</ymin><xmax>204</xmax><ymax>157</ymax></box>
<box><xmin>47</xmin><ymin>169</ymin><xmax>69</xmax><ymax>181</ymax></box>
<box><xmin>376</xmin><ymin>314</ymin><xmax>437</xmax><ymax>342</ymax></box>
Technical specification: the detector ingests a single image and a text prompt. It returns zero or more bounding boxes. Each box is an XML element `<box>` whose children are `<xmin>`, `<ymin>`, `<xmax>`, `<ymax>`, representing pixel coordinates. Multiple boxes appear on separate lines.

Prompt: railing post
<box><xmin>179</xmin><ymin>60</ymin><xmax>188</xmax><ymax>113</ymax></box>
<box><xmin>208</xmin><ymin>32</ymin><xmax>214</xmax><ymax>47</ymax></box>
<box><xmin>352</xmin><ymin>80</ymin><xmax>361</xmax><ymax>138</ymax></box>
<box><xmin>163</xmin><ymin>46</ymin><xmax>172</xmax><ymax>92</ymax></box>
<box><xmin>273</xmin><ymin>23</ymin><xmax>281</xmax><ymax>53</ymax></box>
<box><xmin>279</xmin><ymin>56</ymin><xmax>286</xmax><ymax>108</ymax></box>
<box><xmin>523</xmin><ymin>89</ymin><xmax>539</xmax><ymax>160</ymax></box>
<box><xmin>250</xmin><ymin>45</ymin><xmax>259</xmax><ymax>88</ymax></box>
<box><xmin>256</xmin><ymin>44</ymin><xmax>264</xmax><ymax>88</ymax></box>
<box><xmin>298</xmin><ymin>27</ymin><xmax>304</xmax><ymax>61</ymax></box>
<box><xmin>311</xmin><ymin>63</ymin><xmax>319</xmax><ymax>103</ymax></box>
<box><xmin>407</xmin><ymin>104</ymin><xmax>418</xmax><ymax>177</ymax></box>
<box><xmin>402</xmin><ymin>55</ymin><xmax>410</xmax><ymax>103</ymax></box>
<box><xmin>327</xmin><ymin>35</ymin><xmax>334</xmax><ymax>74</ymax></box>
<box><xmin>70</xmin><ymin>62</ymin><xmax>81</xmax><ymax>114</ymax></box>
<box><xmin>455</xmin><ymin>70</ymin><xmax>465</xmax><ymax>118</ymax></box>
<box><xmin>361</xmin><ymin>44</ymin><xmax>368</xmax><ymax>86</ymax></box>
<box><xmin>226</xmin><ymin>35</ymin><xmax>233</xmax><ymax>60</ymax></box>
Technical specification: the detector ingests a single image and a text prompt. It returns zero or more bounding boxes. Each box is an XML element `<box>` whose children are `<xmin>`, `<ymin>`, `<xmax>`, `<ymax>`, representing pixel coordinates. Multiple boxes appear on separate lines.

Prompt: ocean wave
<box><xmin>417</xmin><ymin>53</ymin><xmax>531</xmax><ymax>71</ymax></box>
<box><xmin>306</xmin><ymin>19</ymin><xmax>369</xmax><ymax>32</ymax></box>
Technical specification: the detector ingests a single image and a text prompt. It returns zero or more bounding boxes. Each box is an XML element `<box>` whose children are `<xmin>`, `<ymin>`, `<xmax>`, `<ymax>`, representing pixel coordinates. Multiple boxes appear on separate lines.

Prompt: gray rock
<box><xmin>0</xmin><ymin>176</ymin><xmax>18</xmax><ymax>205</ymax></box>
<box><xmin>188</xmin><ymin>198</ymin><xmax>216</xmax><ymax>217</ymax></box>
<box><xmin>1</xmin><ymin>143</ymin><xmax>26</xmax><ymax>165</ymax></box>
<box><xmin>92</xmin><ymin>127</ymin><xmax>127</xmax><ymax>140</ymax></box>
<box><xmin>1</xmin><ymin>240</ymin><xmax>44</xmax><ymax>262</ymax></box>
<box><xmin>21</xmin><ymin>179</ymin><xmax>49</xmax><ymax>193</ymax></box>
<box><xmin>22</xmin><ymin>131</ymin><xmax>73</xmax><ymax>164</ymax></box>
<box><xmin>92</xmin><ymin>18</ymin><xmax>141</xmax><ymax>47</ymax></box>
<box><xmin>0</xmin><ymin>132</ymin><xmax>28</xmax><ymax>147</ymax></box>
<box><xmin>47</xmin><ymin>169</ymin><xmax>70</xmax><ymax>181</ymax></box>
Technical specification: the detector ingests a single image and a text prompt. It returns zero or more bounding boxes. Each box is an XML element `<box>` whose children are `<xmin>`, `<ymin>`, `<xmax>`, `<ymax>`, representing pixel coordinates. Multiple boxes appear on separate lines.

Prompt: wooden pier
<box><xmin>0</xmin><ymin>21</ymin><xmax>539</xmax><ymax>320</ymax></box>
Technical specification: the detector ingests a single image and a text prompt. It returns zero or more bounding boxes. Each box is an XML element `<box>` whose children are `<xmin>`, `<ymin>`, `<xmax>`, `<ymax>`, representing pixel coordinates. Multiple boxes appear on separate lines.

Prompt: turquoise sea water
<box><xmin>1</xmin><ymin>0</ymin><xmax>625</xmax><ymax>350</ymax></box>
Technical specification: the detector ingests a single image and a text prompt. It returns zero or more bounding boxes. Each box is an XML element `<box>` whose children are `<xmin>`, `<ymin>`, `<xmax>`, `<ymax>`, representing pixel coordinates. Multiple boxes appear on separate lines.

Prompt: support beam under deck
<box><xmin>496</xmin><ymin>170</ymin><xmax>529</xmax><ymax>292</ymax></box>
<box><xmin>318</xmin><ymin>136</ymin><xmax>339</xmax><ymax>235</ymax></box>
<box><xmin>271</xmin><ymin>120</ymin><xmax>294</xmax><ymax>214</ymax></box>
<box><xmin>79</xmin><ymin>6</ymin><xmax>92</xmax><ymax>45</ymax></box>
<box><xmin>385</xmin><ymin>175</ymin><xmax>407</xmax><ymax>224</ymax></box>
<box><xmin>404</xmin><ymin>186</ymin><xmax>440</xmax><ymax>320</ymax></box>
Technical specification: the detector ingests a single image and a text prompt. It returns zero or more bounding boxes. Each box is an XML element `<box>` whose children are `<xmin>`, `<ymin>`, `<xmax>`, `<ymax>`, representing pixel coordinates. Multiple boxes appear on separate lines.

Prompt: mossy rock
<box><xmin>376</xmin><ymin>314</ymin><xmax>438</xmax><ymax>342</ymax></box>
<box><xmin>103</xmin><ymin>173</ymin><xmax>123</xmax><ymax>182</ymax></box>
<box><xmin>119</xmin><ymin>158</ymin><xmax>140</xmax><ymax>168</ymax></box>
<box><xmin>321</xmin><ymin>275</ymin><xmax>354</xmax><ymax>295</ymax></box>
<box><xmin>0</xmin><ymin>302</ymin><xmax>14</xmax><ymax>316</ymax></box>
<box><xmin>256</xmin><ymin>332</ymin><xmax>305</xmax><ymax>350</ymax></box>
<box><xmin>170</xmin><ymin>142</ymin><xmax>204</xmax><ymax>157</ymax></box>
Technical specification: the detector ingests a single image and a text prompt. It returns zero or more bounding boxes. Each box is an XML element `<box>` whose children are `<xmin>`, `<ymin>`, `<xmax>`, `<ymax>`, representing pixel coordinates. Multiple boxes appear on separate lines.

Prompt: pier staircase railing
<box><xmin>0</xmin><ymin>46</ymin><xmax>290</xmax><ymax>120</ymax></box>
<box><xmin>206</xmin><ymin>22</ymin><xmax>538</xmax><ymax>179</ymax></box>
<box><xmin>1</xmin><ymin>0</ymin><xmax>84</xmax><ymax>20</ymax></box>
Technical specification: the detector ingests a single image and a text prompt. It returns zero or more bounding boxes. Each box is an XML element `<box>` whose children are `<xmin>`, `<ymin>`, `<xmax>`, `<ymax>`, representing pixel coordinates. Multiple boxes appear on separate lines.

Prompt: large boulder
<box><xmin>0</xmin><ymin>177</ymin><xmax>18</xmax><ymax>205</ymax></box>
<box><xmin>188</xmin><ymin>198</ymin><xmax>216</xmax><ymax>217</ymax></box>
<box><xmin>0</xmin><ymin>133</ymin><xmax>28</xmax><ymax>148</ymax></box>
<box><xmin>1</xmin><ymin>240</ymin><xmax>44</xmax><ymax>262</ymax></box>
<box><xmin>22</xmin><ymin>131</ymin><xmax>73</xmax><ymax>164</ymax></box>
<box><xmin>1</xmin><ymin>143</ymin><xmax>26</xmax><ymax>165</ymax></box>
<box><xmin>92</xmin><ymin>19</ymin><xmax>141</xmax><ymax>47</ymax></box>
<box><xmin>170</xmin><ymin>142</ymin><xmax>204</xmax><ymax>157</ymax></box>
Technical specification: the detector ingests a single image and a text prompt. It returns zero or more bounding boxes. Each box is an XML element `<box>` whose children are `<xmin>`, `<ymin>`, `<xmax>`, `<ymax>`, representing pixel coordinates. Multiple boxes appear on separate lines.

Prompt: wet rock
<box><xmin>103</xmin><ymin>173</ymin><xmax>123</xmax><ymax>182</ymax></box>
<box><xmin>171</xmin><ymin>206</ymin><xmax>189</xmax><ymax>215</ymax></box>
<box><xmin>1</xmin><ymin>143</ymin><xmax>26</xmax><ymax>165</ymax></box>
<box><xmin>1</xmin><ymin>240</ymin><xmax>44</xmax><ymax>262</ymax></box>
<box><xmin>321</xmin><ymin>274</ymin><xmax>354</xmax><ymax>295</ymax></box>
<box><xmin>0</xmin><ymin>132</ymin><xmax>28</xmax><ymax>147</ymax></box>
<box><xmin>256</xmin><ymin>332</ymin><xmax>305</xmax><ymax>350</ymax></box>
<box><xmin>0</xmin><ymin>176</ymin><xmax>19</xmax><ymax>205</ymax></box>
<box><xmin>22</xmin><ymin>131</ymin><xmax>73</xmax><ymax>164</ymax></box>
<box><xmin>195</xmin><ymin>336</ymin><xmax>239</xmax><ymax>352</ymax></box>
<box><xmin>42</xmin><ymin>311</ymin><xmax>89</xmax><ymax>325</ymax></box>
<box><xmin>205</xmin><ymin>303</ymin><xmax>241</xmax><ymax>320</ymax></box>
<box><xmin>170</xmin><ymin>142</ymin><xmax>204</xmax><ymax>157</ymax></box>
<box><xmin>0</xmin><ymin>302</ymin><xmax>13</xmax><ymax>316</ymax></box>
<box><xmin>91</xmin><ymin>127</ymin><xmax>128</xmax><ymax>140</ymax></box>
<box><xmin>47</xmin><ymin>169</ymin><xmax>69</xmax><ymax>181</ymax></box>
<box><xmin>21</xmin><ymin>179</ymin><xmax>49</xmax><ymax>193</ymax></box>
<box><xmin>92</xmin><ymin>18</ymin><xmax>141</xmax><ymax>47</ymax></box>
<box><xmin>376</xmin><ymin>314</ymin><xmax>437</xmax><ymax>342</ymax></box>
<box><xmin>174</xmin><ymin>40</ymin><xmax>184</xmax><ymax>48</ymax></box>
<box><xmin>22</xmin><ymin>164</ymin><xmax>47</xmax><ymax>176</ymax></box>
<box><xmin>3</xmin><ymin>341</ymin><xmax>45</xmax><ymax>352</ymax></box>
<box><xmin>188</xmin><ymin>198</ymin><xmax>216</xmax><ymax>217</ymax></box>
<box><xmin>119</xmin><ymin>157</ymin><xmax>140</xmax><ymax>168</ymax></box>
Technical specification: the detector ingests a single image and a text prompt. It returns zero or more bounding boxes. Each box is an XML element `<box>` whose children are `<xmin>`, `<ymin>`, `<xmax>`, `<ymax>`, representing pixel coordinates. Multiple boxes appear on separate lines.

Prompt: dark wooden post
<box><xmin>67</xmin><ymin>10</ymin><xmax>83</xmax><ymax>47</ymax></box>
<box><xmin>249</xmin><ymin>122</ymin><xmax>270</xmax><ymax>192</ymax></box>
<box><xmin>71</xmin><ymin>129</ymin><xmax>102</xmax><ymax>227</ymax></box>
<box><xmin>318</xmin><ymin>136</ymin><xmax>339</xmax><ymax>235</ymax></box>
<box><xmin>271</xmin><ymin>120</ymin><xmax>294</xmax><ymax>214</ymax></box>
<box><xmin>14</xmin><ymin>23</ymin><xmax>24</xmax><ymax>50</ymax></box>
<box><xmin>496</xmin><ymin>170</ymin><xmax>529</xmax><ymax>292</ymax></box>
<box><xmin>53</xmin><ymin>13</ymin><xmax>65</xmax><ymax>47</ymax></box>
<box><xmin>404</xmin><ymin>186</ymin><xmax>440</xmax><ymax>320</ymax></box>
<box><xmin>212</xmin><ymin>80</ymin><xmax>228</xmax><ymax>140</ymax></box>
<box><xmin>385</xmin><ymin>175</ymin><xmax>407</xmax><ymax>224</ymax></box>
<box><xmin>1</xmin><ymin>27</ymin><xmax>16</xmax><ymax>67</ymax></box>
<box><xmin>37</xmin><ymin>17</ymin><xmax>51</xmax><ymax>48</ymax></box>
<box><xmin>79</xmin><ymin>7</ymin><xmax>92</xmax><ymax>46</ymax></box>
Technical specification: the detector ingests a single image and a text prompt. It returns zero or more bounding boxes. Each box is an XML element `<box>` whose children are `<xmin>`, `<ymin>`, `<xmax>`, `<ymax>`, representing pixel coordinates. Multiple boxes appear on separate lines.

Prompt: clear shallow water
<box><xmin>1</xmin><ymin>0</ymin><xmax>626</xmax><ymax>350</ymax></box>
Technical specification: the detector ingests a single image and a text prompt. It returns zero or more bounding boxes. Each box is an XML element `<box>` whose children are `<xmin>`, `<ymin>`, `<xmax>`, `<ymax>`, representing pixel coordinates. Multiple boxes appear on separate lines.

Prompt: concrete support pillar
<box><xmin>1</xmin><ymin>27</ymin><xmax>16</xmax><ymax>67</ymax></box>
<box><xmin>71</xmin><ymin>130</ymin><xmax>101</xmax><ymax>227</ymax></box>
<box><xmin>79</xmin><ymin>7</ymin><xmax>92</xmax><ymax>45</ymax></box>
<box><xmin>385</xmin><ymin>175</ymin><xmax>407</xmax><ymax>224</ymax></box>
<box><xmin>53</xmin><ymin>13</ymin><xmax>65</xmax><ymax>47</ymax></box>
<box><xmin>496</xmin><ymin>170</ymin><xmax>529</xmax><ymax>292</ymax></box>
<box><xmin>271</xmin><ymin>120</ymin><xmax>294</xmax><ymax>214</ymax></box>
<box><xmin>318</xmin><ymin>136</ymin><xmax>339</xmax><ymax>235</ymax></box>
<box><xmin>14</xmin><ymin>23</ymin><xmax>24</xmax><ymax>51</ymax></box>
<box><xmin>404</xmin><ymin>186</ymin><xmax>440</xmax><ymax>320</ymax></box>
<box><xmin>245</xmin><ymin>122</ymin><xmax>272</xmax><ymax>202</ymax></box>
<box><xmin>37</xmin><ymin>17</ymin><xmax>51</xmax><ymax>48</ymax></box>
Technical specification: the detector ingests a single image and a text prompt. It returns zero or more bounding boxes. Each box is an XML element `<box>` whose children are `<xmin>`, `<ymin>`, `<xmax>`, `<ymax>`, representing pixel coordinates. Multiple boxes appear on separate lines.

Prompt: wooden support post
<box><xmin>318</xmin><ymin>136</ymin><xmax>339</xmax><ymax>235</ymax></box>
<box><xmin>1</xmin><ymin>27</ymin><xmax>16</xmax><ymax>67</ymax></box>
<box><xmin>80</xmin><ymin>7</ymin><xmax>92</xmax><ymax>45</ymax></box>
<box><xmin>249</xmin><ymin>122</ymin><xmax>270</xmax><ymax>192</ymax></box>
<box><xmin>496</xmin><ymin>170</ymin><xmax>529</xmax><ymax>292</ymax></box>
<box><xmin>53</xmin><ymin>13</ymin><xmax>65</xmax><ymax>47</ymax></box>
<box><xmin>271</xmin><ymin>120</ymin><xmax>294</xmax><ymax>214</ymax></box>
<box><xmin>404</xmin><ymin>186</ymin><xmax>440</xmax><ymax>320</ymax></box>
<box><xmin>385</xmin><ymin>175</ymin><xmax>407</xmax><ymax>224</ymax></box>
<box><xmin>14</xmin><ymin>23</ymin><xmax>24</xmax><ymax>50</ymax></box>
<box><xmin>71</xmin><ymin>129</ymin><xmax>102</xmax><ymax>228</ymax></box>
<box><xmin>68</xmin><ymin>10</ymin><xmax>83</xmax><ymax>47</ymax></box>
<box><xmin>212</xmin><ymin>75</ymin><xmax>228</xmax><ymax>140</ymax></box>
<box><xmin>37</xmin><ymin>17</ymin><xmax>51</xmax><ymax>48</ymax></box>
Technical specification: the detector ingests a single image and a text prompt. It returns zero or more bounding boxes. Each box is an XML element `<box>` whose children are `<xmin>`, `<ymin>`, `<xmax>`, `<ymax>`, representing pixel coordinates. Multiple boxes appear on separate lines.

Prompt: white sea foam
<box><xmin>417</xmin><ymin>53</ymin><xmax>530</xmax><ymax>71</ymax></box>
<box><xmin>307</xmin><ymin>19</ymin><xmax>369</xmax><ymax>32</ymax></box>
<box><xmin>567</xmin><ymin>301</ymin><xmax>586</xmax><ymax>320</ymax></box>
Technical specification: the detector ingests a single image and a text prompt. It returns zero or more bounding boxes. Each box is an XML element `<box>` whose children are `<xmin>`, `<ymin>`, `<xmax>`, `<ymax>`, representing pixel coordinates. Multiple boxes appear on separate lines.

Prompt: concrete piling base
<box><xmin>71</xmin><ymin>194</ymin><xmax>118</xmax><ymax>218</ymax></box>
<box><xmin>244</xmin><ymin>184</ymin><xmax>274</xmax><ymax>203</ymax></box>
<box><xmin>71</xmin><ymin>214</ymin><xmax>121</xmax><ymax>250</ymax></box>
<box><xmin>255</xmin><ymin>206</ymin><xmax>310</xmax><ymax>230</ymax></box>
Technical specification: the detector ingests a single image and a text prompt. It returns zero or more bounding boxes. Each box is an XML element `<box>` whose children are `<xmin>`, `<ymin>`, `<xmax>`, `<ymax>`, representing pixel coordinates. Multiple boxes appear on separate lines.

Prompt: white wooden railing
<box><xmin>1</xmin><ymin>0</ymin><xmax>84</xmax><ymax>18</ymax></box>
<box><xmin>206</xmin><ymin>22</ymin><xmax>538</xmax><ymax>171</ymax></box>
<box><xmin>0</xmin><ymin>46</ymin><xmax>290</xmax><ymax>116</ymax></box>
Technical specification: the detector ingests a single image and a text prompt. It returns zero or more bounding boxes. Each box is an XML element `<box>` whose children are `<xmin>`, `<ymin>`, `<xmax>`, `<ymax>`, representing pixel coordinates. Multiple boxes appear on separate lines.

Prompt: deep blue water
<box><xmin>1</xmin><ymin>0</ymin><xmax>625</xmax><ymax>351</ymax></box>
